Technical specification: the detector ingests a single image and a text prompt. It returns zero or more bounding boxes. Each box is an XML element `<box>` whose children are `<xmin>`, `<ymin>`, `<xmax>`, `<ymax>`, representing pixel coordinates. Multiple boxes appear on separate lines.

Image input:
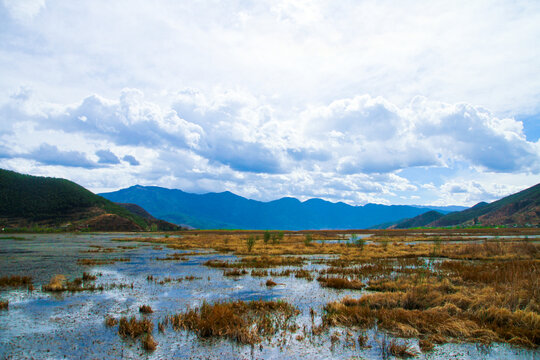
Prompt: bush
<box><xmin>246</xmin><ymin>235</ymin><xmax>256</xmax><ymax>252</ymax></box>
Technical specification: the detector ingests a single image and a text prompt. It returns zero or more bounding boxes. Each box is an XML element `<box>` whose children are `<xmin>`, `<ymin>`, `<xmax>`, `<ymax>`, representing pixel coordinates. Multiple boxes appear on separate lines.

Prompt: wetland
<box><xmin>0</xmin><ymin>229</ymin><xmax>538</xmax><ymax>359</ymax></box>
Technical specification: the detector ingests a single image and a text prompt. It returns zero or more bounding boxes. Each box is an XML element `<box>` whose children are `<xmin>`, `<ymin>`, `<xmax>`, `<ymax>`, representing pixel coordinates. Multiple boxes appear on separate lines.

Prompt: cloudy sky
<box><xmin>1</xmin><ymin>0</ymin><xmax>539</xmax><ymax>206</ymax></box>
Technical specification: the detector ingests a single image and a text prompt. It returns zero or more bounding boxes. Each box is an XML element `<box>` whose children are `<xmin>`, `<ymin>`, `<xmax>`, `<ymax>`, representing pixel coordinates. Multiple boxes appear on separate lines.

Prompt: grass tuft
<box><xmin>170</xmin><ymin>300</ymin><xmax>298</xmax><ymax>344</ymax></box>
<box><xmin>139</xmin><ymin>305</ymin><xmax>153</xmax><ymax>314</ymax></box>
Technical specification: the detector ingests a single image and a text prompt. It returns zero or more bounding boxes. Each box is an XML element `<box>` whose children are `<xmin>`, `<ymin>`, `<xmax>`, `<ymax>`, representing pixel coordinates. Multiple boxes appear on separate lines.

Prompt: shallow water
<box><xmin>0</xmin><ymin>233</ymin><xmax>537</xmax><ymax>359</ymax></box>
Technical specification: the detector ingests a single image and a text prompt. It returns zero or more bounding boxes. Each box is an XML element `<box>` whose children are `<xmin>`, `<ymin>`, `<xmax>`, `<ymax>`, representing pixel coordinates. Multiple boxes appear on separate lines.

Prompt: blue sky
<box><xmin>1</xmin><ymin>0</ymin><xmax>539</xmax><ymax>206</ymax></box>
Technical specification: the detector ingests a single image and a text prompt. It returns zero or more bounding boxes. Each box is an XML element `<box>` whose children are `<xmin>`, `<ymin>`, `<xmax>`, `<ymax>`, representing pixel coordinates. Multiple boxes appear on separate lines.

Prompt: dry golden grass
<box><xmin>324</xmin><ymin>265</ymin><xmax>540</xmax><ymax>348</ymax></box>
<box><xmin>155</xmin><ymin>253</ymin><xmax>188</xmax><ymax>261</ymax></box>
<box><xmin>387</xmin><ymin>339</ymin><xmax>417</xmax><ymax>358</ymax></box>
<box><xmin>418</xmin><ymin>338</ymin><xmax>434</xmax><ymax>352</ymax></box>
<box><xmin>317</xmin><ymin>276</ymin><xmax>365</xmax><ymax>290</ymax></box>
<box><xmin>169</xmin><ymin>300</ymin><xmax>299</xmax><ymax>344</ymax></box>
<box><xmin>112</xmin><ymin>229</ymin><xmax>538</xmax><ymax>348</ymax></box>
<box><xmin>105</xmin><ymin>316</ymin><xmax>118</xmax><ymax>327</ymax></box>
<box><xmin>141</xmin><ymin>333</ymin><xmax>158</xmax><ymax>351</ymax></box>
<box><xmin>118</xmin><ymin>316</ymin><xmax>153</xmax><ymax>339</ymax></box>
<box><xmin>42</xmin><ymin>273</ymin><xmax>109</xmax><ymax>292</ymax></box>
<box><xmin>250</xmin><ymin>269</ymin><xmax>268</xmax><ymax>277</ymax></box>
<box><xmin>223</xmin><ymin>268</ymin><xmax>248</xmax><ymax>277</ymax></box>
<box><xmin>77</xmin><ymin>258</ymin><xmax>130</xmax><ymax>265</ymax></box>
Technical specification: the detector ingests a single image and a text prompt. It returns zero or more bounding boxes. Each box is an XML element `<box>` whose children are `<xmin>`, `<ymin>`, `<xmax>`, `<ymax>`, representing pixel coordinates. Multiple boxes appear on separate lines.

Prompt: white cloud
<box><xmin>1</xmin><ymin>1</ymin><xmax>539</xmax><ymax>206</ymax></box>
<box><xmin>2</xmin><ymin>87</ymin><xmax>538</xmax><ymax>206</ymax></box>
<box><xmin>2</xmin><ymin>0</ymin><xmax>45</xmax><ymax>22</ymax></box>
<box><xmin>0</xmin><ymin>1</ymin><xmax>539</xmax><ymax>114</ymax></box>
<box><xmin>302</xmin><ymin>95</ymin><xmax>540</xmax><ymax>174</ymax></box>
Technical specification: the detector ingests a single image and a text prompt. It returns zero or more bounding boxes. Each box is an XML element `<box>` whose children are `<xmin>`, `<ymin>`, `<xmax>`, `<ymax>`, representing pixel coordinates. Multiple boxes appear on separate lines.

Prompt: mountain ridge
<box><xmin>428</xmin><ymin>183</ymin><xmax>540</xmax><ymax>227</ymax></box>
<box><xmin>100</xmin><ymin>185</ymin><xmax>456</xmax><ymax>230</ymax></box>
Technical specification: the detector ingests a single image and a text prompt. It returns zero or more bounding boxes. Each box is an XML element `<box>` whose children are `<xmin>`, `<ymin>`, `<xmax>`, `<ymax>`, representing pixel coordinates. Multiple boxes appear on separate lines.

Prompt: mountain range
<box><xmin>2</xmin><ymin>168</ymin><xmax>537</xmax><ymax>230</ymax></box>
<box><xmin>100</xmin><ymin>185</ymin><xmax>462</xmax><ymax>230</ymax></box>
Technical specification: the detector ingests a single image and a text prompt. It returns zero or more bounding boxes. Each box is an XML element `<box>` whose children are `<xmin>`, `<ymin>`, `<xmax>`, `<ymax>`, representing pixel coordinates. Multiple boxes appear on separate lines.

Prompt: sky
<box><xmin>1</xmin><ymin>0</ymin><xmax>539</xmax><ymax>207</ymax></box>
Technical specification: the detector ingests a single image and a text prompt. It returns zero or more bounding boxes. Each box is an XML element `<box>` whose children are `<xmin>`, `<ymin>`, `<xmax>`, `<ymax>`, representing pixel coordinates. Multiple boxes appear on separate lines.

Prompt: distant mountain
<box><xmin>391</xmin><ymin>210</ymin><xmax>445</xmax><ymax>229</ymax></box>
<box><xmin>410</xmin><ymin>205</ymin><xmax>468</xmax><ymax>212</ymax></box>
<box><xmin>0</xmin><ymin>169</ymin><xmax>180</xmax><ymax>231</ymax></box>
<box><xmin>428</xmin><ymin>183</ymin><xmax>540</xmax><ymax>227</ymax></box>
<box><xmin>100</xmin><ymin>185</ymin><xmax>444</xmax><ymax>230</ymax></box>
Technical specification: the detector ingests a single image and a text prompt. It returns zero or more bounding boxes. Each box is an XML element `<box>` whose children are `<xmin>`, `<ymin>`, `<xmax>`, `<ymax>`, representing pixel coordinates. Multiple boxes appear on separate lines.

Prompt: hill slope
<box><xmin>391</xmin><ymin>210</ymin><xmax>445</xmax><ymax>229</ymax></box>
<box><xmin>0</xmin><ymin>169</ymin><xmax>178</xmax><ymax>231</ymax></box>
<box><xmin>428</xmin><ymin>183</ymin><xmax>540</xmax><ymax>227</ymax></box>
<box><xmin>100</xmin><ymin>185</ymin><xmax>442</xmax><ymax>230</ymax></box>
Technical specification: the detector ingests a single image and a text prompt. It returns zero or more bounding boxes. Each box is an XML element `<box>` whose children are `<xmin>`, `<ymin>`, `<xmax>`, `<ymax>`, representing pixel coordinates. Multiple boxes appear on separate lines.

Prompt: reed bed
<box><xmin>324</xmin><ymin>261</ymin><xmax>540</xmax><ymax>348</ymax></box>
<box><xmin>169</xmin><ymin>300</ymin><xmax>299</xmax><ymax>344</ymax></box>
<box><xmin>77</xmin><ymin>258</ymin><xmax>130</xmax><ymax>265</ymax></box>
<box><xmin>0</xmin><ymin>275</ymin><xmax>32</xmax><ymax>289</ymax></box>
<box><xmin>317</xmin><ymin>276</ymin><xmax>365</xmax><ymax>290</ymax></box>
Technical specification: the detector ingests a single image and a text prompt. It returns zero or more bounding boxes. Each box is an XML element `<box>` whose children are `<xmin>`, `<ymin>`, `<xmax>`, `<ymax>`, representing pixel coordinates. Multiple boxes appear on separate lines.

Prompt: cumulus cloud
<box><xmin>24</xmin><ymin>143</ymin><xmax>97</xmax><ymax>168</ymax></box>
<box><xmin>0</xmin><ymin>87</ymin><xmax>539</xmax><ymax>206</ymax></box>
<box><xmin>47</xmin><ymin>89</ymin><xmax>204</xmax><ymax>150</ymax></box>
<box><xmin>303</xmin><ymin>95</ymin><xmax>540</xmax><ymax>174</ymax></box>
<box><xmin>96</xmin><ymin>149</ymin><xmax>120</xmax><ymax>164</ymax></box>
<box><xmin>172</xmin><ymin>89</ymin><xmax>285</xmax><ymax>173</ymax></box>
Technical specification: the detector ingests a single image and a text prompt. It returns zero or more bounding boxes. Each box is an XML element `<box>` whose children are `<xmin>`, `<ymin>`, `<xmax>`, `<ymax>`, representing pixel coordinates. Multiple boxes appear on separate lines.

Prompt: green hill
<box><xmin>0</xmin><ymin>169</ymin><xmax>178</xmax><ymax>231</ymax></box>
<box><xmin>429</xmin><ymin>183</ymin><xmax>540</xmax><ymax>227</ymax></box>
<box><xmin>392</xmin><ymin>210</ymin><xmax>445</xmax><ymax>229</ymax></box>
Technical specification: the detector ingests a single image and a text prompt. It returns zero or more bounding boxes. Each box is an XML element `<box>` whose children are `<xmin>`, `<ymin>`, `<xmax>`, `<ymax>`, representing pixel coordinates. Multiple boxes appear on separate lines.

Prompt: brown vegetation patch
<box><xmin>42</xmin><ymin>274</ymin><xmax>111</xmax><ymax>292</ymax></box>
<box><xmin>317</xmin><ymin>276</ymin><xmax>365</xmax><ymax>290</ymax></box>
<box><xmin>0</xmin><ymin>300</ymin><xmax>8</xmax><ymax>310</ymax></box>
<box><xmin>105</xmin><ymin>316</ymin><xmax>118</xmax><ymax>327</ymax></box>
<box><xmin>77</xmin><ymin>258</ymin><xmax>130</xmax><ymax>265</ymax></box>
<box><xmin>156</xmin><ymin>253</ymin><xmax>188</xmax><ymax>261</ymax></box>
<box><xmin>141</xmin><ymin>333</ymin><xmax>158</xmax><ymax>352</ymax></box>
<box><xmin>139</xmin><ymin>305</ymin><xmax>153</xmax><ymax>314</ymax></box>
<box><xmin>169</xmin><ymin>300</ymin><xmax>299</xmax><ymax>344</ymax></box>
<box><xmin>0</xmin><ymin>275</ymin><xmax>32</xmax><ymax>289</ymax></box>
<box><xmin>251</xmin><ymin>269</ymin><xmax>268</xmax><ymax>277</ymax></box>
<box><xmin>204</xmin><ymin>256</ymin><xmax>305</xmax><ymax>269</ymax></box>
<box><xmin>118</xmin><ymin>316</ymin><xmax>153</xmax><ymax>339</ymax></box>
<box><xmin>223</xmin><ymin>268</ymin><xmax>248</xmax><ymax>277</ymax></box>
<box><xmin>387</xmin><ymin>339</ymin><xmax>417</xmax><ymax>358</ymax></box>
<box><xmin>294</xmin><ymin>269</ymin><xmax>314</xmax><ymax>281</ymax></box>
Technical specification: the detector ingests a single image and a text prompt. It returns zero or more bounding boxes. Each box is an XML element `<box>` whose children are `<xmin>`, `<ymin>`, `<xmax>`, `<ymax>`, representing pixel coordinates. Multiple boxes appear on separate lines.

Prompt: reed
<box><xmin>169</xmin><ymin>300</ymin><xmax>298</xmax><ymax>344</ymax></box>
<box><xmin>118</xmin><ymin>316</ymin><xmax>153</xmax><ymax>339</ymax></box>
<box><xmin>317</xmin><ymin>276</ymin><xmax>364</xmax><ymax>290</ymax></box>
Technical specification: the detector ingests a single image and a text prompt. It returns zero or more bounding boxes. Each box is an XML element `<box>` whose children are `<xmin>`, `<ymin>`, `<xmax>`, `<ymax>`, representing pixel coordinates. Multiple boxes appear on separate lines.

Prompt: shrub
<box><xmin>246</xmin><ymin>235</ymin><xmax>256</xmax><ymax>252</ymax></box>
